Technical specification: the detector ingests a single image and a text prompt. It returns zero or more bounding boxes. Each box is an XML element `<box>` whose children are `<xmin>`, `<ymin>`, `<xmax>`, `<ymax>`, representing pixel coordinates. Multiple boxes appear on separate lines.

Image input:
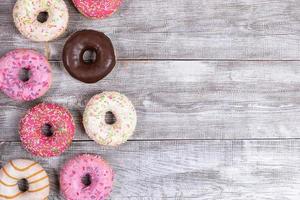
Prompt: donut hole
<box><xmin>19</xmin><ymin>68</ymin><xmax>31</xmax><ymax>82</ymax></box>
<box><xmin>42</xmin><ymin>123</ymin><xmax>54</xmax><ymax>137</ymax></box>
<box><xmin>18</xmin><ymin>178</ymin><xmax>29</xmax><ymax>192</ymax></box>
<box><xmin>81</xmin><ymin>173</ymin><xmax>92</xmax><ymax>187</ymax></box>
<box><xmin>105</xmin><ymin>111</ymin><xmax>116</xmax><ymax>125</ymax></box>
<box><xmin>37</xmin><ymin>11</ymin><xmax>49</xmax><ymax>23</ymax></box>
<box><xmin>82</xmin><ymin>49</ymin><xmax>97</xmax><ymax>64</ymax></box>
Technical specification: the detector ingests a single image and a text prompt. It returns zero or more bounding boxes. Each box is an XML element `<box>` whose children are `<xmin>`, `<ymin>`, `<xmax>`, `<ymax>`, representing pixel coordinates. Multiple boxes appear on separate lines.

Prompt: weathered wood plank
<box><xmin>1</xmin><ymin>1</ymin><xmax>299</xmax><ymax>200</ymax></box>
<box><xmin>1</xmin><ymin>61</ymin><xmax>300</xmax><ymax>141</ymax></box>
<box><xmin>1</xmin><ymin>0</ymin><xmax>300</xmax><ymax>60</ymax></box>
<box><xmin>1</xmin><ymin>140</ymin><xmax>300</xmax><ymax>199</ymax></box>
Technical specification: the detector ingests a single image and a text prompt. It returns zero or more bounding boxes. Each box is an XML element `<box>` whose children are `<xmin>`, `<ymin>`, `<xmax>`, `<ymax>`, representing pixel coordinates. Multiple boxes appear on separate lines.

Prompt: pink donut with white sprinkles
<box><xmin>19</xmin><ymin>103</ymin><xmax>75</xmax><ymax>157</ymax></box>
<box><xmin>60</xmin><ymin>154</ymin><xmax>114</xmax><ymax>200</ymax></box>
<box><xmin>0</xmin><ymin>49</ymin><xmax>52</xmax><ymax>101</ymax></box>
<box><xmin>72</xmin><ymin>0</ymin><xmax>122</xmax><ymax>19</ymax></box>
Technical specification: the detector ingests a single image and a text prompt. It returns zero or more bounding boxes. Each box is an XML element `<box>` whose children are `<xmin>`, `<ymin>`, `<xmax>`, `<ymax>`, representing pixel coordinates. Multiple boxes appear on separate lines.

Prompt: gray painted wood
<box><xmin>1</xmin><ymin>140</ymin><xmax>300</xmax><ymax>200</ymax></box>
<box><xmin>1</xmin><ymin>61</ymin><xmax>300</xmax><ymax>141</ymax></box>
<box><xmin>2</xmin><ymin>0</ymin><xmax>300</xmax><ymax>60</ymax></box>
<box><xmin>1</xmin><ymin>0</ymin><xmax>300</xmax><ymax>199</ymax></box>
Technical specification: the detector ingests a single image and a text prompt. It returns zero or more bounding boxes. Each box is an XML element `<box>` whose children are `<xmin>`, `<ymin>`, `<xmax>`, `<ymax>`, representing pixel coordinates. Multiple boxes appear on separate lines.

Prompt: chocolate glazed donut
<box><xmin>62</xmin><ymin>30</ymin><xmax>116</xmax><ymax>83</ymax></box>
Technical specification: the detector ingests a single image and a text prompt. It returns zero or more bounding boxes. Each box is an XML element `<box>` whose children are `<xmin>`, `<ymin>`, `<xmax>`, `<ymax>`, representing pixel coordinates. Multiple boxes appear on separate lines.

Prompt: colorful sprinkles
<box><xmin>19</xmin><ymin>103</ymin><xmax>75</xmax><ymax>157</ymax></box>
<box><xmin>72</xmin><ymin>0</ymin><xmax>122</xmax><ymax>19</ymax></box>
<box><xmin>13</xmin><ymin>0</ymin><xmax>69</xmax><ymax>42</ymax></box>
<box><xmin>0</xmin><ymin>49</ymin><xmax>52</xmax><ymax>101</ymax></box>
<box><xmin>60</xmin><ymin>154</ymin><xmax>114</xmax><ymax>200</ymax></box>
<box><xmin>2</xmin><ymin>0</ymin><xmax>132</xmax><ymax>198</ymax></box>
<box><xmin>83</xmin><ymin>91</ymin><xmax>137</xmax><ymax>146</ymax></box>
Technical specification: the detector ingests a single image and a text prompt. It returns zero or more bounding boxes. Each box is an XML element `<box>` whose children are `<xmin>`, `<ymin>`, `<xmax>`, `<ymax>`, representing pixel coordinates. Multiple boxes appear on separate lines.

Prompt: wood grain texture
<box><xmin>1</xmin><ymin>61</ymin><xmax>300</xmax><ymax>141</ymax></box>
<box><xmin>1</xmin><ymin>0</ymin><xmax>300</xmax><ymax>199</ymax></box>
<box><xmin>1</xmin><ymin>0</ymin><xmax>300</xmax><ymax>60</ymax></box>
<box><xmin>1</xmin><ymin>140</ymin><xmax>300</xmax><ymax>200</ymax></box>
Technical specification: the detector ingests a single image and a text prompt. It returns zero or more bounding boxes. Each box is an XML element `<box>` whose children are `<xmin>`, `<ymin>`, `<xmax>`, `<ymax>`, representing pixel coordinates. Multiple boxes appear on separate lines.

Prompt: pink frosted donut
<box><xmin>19</xmin><ymin>103</ymin><xmax>75</xmax><ymax>157</ymax></box>
<box><xmin>60</xmin><ymin>154</ymin><xmax>114</xmax><ymax>200</ymax></box>
<box><xmin>0</xmin><ymin>49</ymin><xmax>52</xmax><ymax>101</ymax></box>
<box><xmin>72</xmin><ymin>0</ymin><xmax>122</xmax><ymax>19</ymax></box>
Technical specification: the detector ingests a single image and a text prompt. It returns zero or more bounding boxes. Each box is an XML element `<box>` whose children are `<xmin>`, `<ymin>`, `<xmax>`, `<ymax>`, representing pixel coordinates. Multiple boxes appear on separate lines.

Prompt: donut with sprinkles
<box><xmin>13</xmin><ymin>0</ymin><xmax>69</xmax><ymax>42</ymax></box>
<box><xmin>0</xmin><ymin>49</ymin><xmax>52</xmax><ymax>101</ymax></box>
<box><xmin>83</xmin><ymin>91</ymin><xmax>137</xmax><ymax>146</ymax></box>
<box><xmin>72</xmin><ymin>0</ymin><xmax>122</xmax><ymax>19</ymax></box>
<box><xmin>60</xmin><ymin>154</ymin><xmax>114</xmax><ymax>200</ymax></box>
<box><xmin>19</xmin><ymin>103</ymin><xmax>75</xmax><ymax>157</ymax></box>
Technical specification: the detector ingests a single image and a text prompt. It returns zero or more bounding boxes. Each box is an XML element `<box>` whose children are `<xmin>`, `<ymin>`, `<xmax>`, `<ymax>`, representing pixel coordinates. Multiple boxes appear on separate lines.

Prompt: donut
<box><xmin>63</xmin><ymin>30</ymin><xmax>116</xmax><ymax>83</ymax></box>
<box><xmin>72</xmin><ymin>0</ymin><xmax>122</xmax><ymax>19</ymax></box>
<box><xmin>0</xmin><ymin>49</ymin><xmax>52</xmax><ymax>101</ymax></box>
<box><xmin>13</xmin><ymin>0</ymin><xmax>69</xmax><ymax>42</ymax></box>
<box><xmin>83</xmin><ymin>91</ymin><xmax>137</xmax><ymax>146</ymax></box>
<box><xmin>19</xmin><ymin>103</ymin><xmax>75</xmax><ymax>157</ymax></box>
<box><xmin>0</xmin><ymin>159</ymin><xmax>49</xmax><ymax>200</ymax></box>
<box><xmin>60</xmin><ymin>154</ymin><xmax>114</xmax><ymax>200</ymax></box>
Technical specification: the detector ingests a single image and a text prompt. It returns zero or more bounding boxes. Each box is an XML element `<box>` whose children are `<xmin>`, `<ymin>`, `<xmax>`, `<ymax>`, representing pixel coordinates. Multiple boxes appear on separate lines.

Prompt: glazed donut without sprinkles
<box><xmin>60</xmin><ymin>154</ymin><xmax>114</xmax><ymax>200</ymax></box>
<box><xmin>72</xmin><ymin>0</ymin><xmax>122</xmax><ymax>19</ymax></box>
<box><xmin>83</xmin><ymin>91</ymin><xmax>137</xmax><ymax>146</ymax></box>
<box><xmin>0</xmin><ymin>159</ymin><xmax>49</xmax><ymax>200</ymax></box>
<box><xmin>63</xmin><ymin>30</ymin><xmax>116</xmax><ymax>83</ymax></box>
<box><xmin>13</xmin><ymin>0</ymin><xmax>69</xmax><ymax>42</ymax></box>
<box><xmin>19</xmin><ymin>103</ymin><xmax>75</xmax><ymax>157</ymax></box>
<box><xmin>0</xmin><ymin>49</ymin><xmax>52</xmax><ymax>101</ymax></box>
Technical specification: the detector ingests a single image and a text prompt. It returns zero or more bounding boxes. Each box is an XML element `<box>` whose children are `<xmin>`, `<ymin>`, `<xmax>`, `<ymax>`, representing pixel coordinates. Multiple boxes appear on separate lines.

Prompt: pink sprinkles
<box><xmin>60</xmin><ymin>154</ymin><xmax>114</xmax><ymax>200</ymax></box>
<box><xmin>0</xmin><ymin>49</ymin><xmax>52</xmax><ymax>101</ymax></box>
<box><xmin>19</xmin><ymin>103</ymin><xmax>75</xmax><ymax>157</ymax></box>
<box><xmin>73</xmin><ymin>0</ymin><xmax>122</xmax><ymax>19</ymax></box>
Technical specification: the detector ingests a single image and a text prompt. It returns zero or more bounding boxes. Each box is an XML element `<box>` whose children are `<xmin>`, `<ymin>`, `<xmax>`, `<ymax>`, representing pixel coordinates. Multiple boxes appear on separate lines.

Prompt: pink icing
<box><xmin>19</xmin><ymin>103</ymin><xmax>75</xmax><ymax>157</ymax></box>
<box><xmin>0</xmin><ymin>49</ymin><xmax>52</xmax><ymax>101</ymax></box>
<box><xmin>72</xmin><ymin>0</ymin><xmax>122</xmax><ymax>19</ymax></box>
<box><xmin>60</xmin><ymin>154</ymin><xmax>114</xmax><ymax>200</ymax></box>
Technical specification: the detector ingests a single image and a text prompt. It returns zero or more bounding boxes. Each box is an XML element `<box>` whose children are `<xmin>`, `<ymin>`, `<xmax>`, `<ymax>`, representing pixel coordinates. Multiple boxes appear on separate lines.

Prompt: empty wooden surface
<box><xmin>1</xmin><ymin>0</ymin><xmax>300</xmax><ymax>199</ymax></box>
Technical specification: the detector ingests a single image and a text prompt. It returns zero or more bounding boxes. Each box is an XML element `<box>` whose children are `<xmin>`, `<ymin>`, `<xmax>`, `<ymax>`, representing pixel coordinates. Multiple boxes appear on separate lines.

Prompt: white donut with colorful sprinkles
<box><xmin>83</xmin><ymin>91</ymin><xmax>137</xmax><ymax>146</ymax></box>
<box><xmin>13</xmin><ymin>0</ymin><xmax>69</xmax><ymax>42</ymax></box>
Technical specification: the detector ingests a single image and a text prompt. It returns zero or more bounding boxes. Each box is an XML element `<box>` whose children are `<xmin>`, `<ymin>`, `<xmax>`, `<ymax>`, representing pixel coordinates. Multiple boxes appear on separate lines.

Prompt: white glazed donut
<box><xmin>83</xmin><ymin>91</ymin><xmax>137</xmax><ymax>146</ymax></box>
<box><xmin>0</xmin><ymin>159</ymin><xmax>49</xmax><ymax>200</ymax></box>
<box><xmin>13</xmin><ymin>0</ymin><xmax>69</xmax><ymax>42</ymax></box>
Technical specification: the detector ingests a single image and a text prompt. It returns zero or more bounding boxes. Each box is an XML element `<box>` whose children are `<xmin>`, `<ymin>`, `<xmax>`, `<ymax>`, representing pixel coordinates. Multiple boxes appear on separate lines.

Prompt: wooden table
<box><xmin>1</xmin><ymin>0</ymin><xmax>300</xmax><ymax>199</ymax></box>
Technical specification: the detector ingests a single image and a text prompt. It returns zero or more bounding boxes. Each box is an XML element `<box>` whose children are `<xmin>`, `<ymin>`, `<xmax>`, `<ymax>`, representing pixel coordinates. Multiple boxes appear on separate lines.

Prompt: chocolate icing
<box><xmin>62</xmin><ymin>30</ymin><xmax>116</xmax><ymax>83</ymax></box>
